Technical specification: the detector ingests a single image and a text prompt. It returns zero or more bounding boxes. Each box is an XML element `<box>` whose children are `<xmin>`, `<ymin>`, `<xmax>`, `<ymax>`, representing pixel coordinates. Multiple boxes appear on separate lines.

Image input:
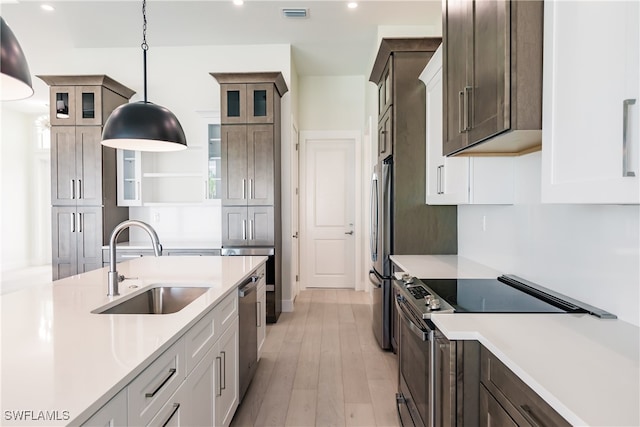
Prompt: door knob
<box><xmin>345</xmin><ymin>231</ymin><xmax>354</xmax><ymax>235</ymax></box>
<box><xmin>292</xmin><ymin>232</ymin><xmax>299</xmax><ymax>238</ymax></box>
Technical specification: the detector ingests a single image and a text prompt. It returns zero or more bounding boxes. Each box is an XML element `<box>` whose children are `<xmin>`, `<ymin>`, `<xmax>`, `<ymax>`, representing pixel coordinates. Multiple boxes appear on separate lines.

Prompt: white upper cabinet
<box><xmin>422</xmin><ymin>45</ymin><xmax>515</xmax><ymax>206</ymax></box>
<box><xmin>541</xmin><ymin>0</ymin><xmax>639</xmax><ymax>204</ymax></box>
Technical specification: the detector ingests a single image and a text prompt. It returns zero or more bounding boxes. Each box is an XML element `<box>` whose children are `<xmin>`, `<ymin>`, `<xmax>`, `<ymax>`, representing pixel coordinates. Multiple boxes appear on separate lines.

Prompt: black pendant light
<box><xmin>101</xmin><ymin>0</ymin><xmax>187</xmax><ymax>152</ymax></box>
<box><xmin>1</xmin><ymin>17</ymin><xmax>34</xmax><ymax>101</ymax></box>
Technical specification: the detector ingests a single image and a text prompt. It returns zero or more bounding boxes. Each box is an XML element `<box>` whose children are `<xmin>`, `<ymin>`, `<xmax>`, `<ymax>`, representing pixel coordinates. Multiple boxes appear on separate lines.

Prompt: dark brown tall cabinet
<box><xmin>38</xmin><ymin>75</ymin><xmax>134</xmax><ymax>280</ymax></box>
<box><xmin>211</xmin><ymin>72</ymin><xmax>288</xmax><ymax>323</ymax></box>
<box><xmin>442</xmin><ymin>0</ymin><xmax>543</xmax><ymax>156</ymax></box>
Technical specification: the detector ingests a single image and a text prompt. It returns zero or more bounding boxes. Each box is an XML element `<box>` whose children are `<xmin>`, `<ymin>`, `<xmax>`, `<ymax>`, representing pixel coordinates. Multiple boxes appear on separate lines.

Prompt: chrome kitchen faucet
<box><xmin>107</xmin><ymin>220</ymin><xmax>162</xmax><ymax>296</ymax></box>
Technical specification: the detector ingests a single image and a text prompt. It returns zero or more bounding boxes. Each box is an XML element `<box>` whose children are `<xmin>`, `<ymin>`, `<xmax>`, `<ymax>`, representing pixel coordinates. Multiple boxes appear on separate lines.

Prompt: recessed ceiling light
<box><xmin>41</xmin><ymin>4</ymin><xmax>55</xmax><ymax>11</ymax></box>
<box><xmin>347</xmin><ymin>2</ymin><xmax>358</xmax><ymax>9</ymax></box>
<box><xmin>233</xmin><ymin>0</ymin><xmax>244</xmax><ymax>5</ymax></box>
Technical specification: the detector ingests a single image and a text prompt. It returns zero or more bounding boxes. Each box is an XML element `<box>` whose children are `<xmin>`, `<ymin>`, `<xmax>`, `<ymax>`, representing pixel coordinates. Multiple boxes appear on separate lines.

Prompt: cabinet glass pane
<box><xmin>123</xmin><ymin>150</ymin><xmax>136</xmax><ymax>201</ymax></box>
<box><xmin>253</xmin><ymin>90</ymin><xmax>268</xmax><ymax>117</ymax></box>
<box><xmin>208</xmin><ymin>124</ymin><xmax>221</xmax><ymax>199</ymax></box>
<box><xmin>81</xmin><ymin>92</ymin><xmax>95</xmax><ymax>119</ymax></box>
<box><xmin>227</xmin><ymin>91</ymin><xmax>241</xmax><ymax>117</ymax></box>
<box><xmin>55</xmin><ymin>92</ymin><xmax>70</xmax><ymax>118</ymax></box>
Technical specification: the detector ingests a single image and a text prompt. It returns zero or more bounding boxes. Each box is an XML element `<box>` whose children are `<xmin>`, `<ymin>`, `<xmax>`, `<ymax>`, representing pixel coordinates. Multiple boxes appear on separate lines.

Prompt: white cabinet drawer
<box><xmin>81</xmin><ymin>388</ymin><xmax>127</xmax><ymax>427</ymax></box>
<box><xmin>214</xmin><ymin>290</ymin><xmax>238</xmax><ymax>338</ymax></box>
<box><xmin>128</xmin><ymin>338</ymin><xmax>186</xmax><ymax>427</ymax></box>
<box><xmin>185</xmin><ymin>290</ymin><xmax>238</xmax><ymax>375</ymax></box>
<box><xmin>146</xmin><ymin>383</ymin><xmax>186</xmax><ymax>427</ymax></box>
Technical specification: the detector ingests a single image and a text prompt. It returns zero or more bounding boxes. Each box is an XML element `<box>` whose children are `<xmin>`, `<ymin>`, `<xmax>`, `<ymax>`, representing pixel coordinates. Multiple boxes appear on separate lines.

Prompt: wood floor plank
<box><xmin>344</xmin><ymin>403</ymin><xmax>378</xmax><ymax>427</ymax></box>
<box><xmin>368</xmin><ymin>378</ymin><xmax>400</xmax><ymax>427</ymax></box>
<box><xmin>285</xmin><ymin>389</ymin><xmax>318</xmax><ymax>426</ymax></box>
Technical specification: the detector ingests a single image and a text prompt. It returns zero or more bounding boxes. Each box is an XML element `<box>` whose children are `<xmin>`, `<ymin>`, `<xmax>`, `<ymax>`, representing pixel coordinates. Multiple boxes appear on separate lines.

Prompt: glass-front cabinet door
<box><xmin>49</xmin><ymin>86</ymin><xmax>103</xmax><ymax>126</ymax></box>
<box><xmin>247</xmin><ymin>83</ymin><xmax>274</xmax><ymax>124</ymax></box>
<box><xmin>75</xmin><ymin>86</ymin><xmax>103</xmax><ymax>126</ymax></box>
<box><xmin>220</xmin><ymin>84</ymin><xmax>247</xmax><ymax>124</ymax></box>
<box><xmin>116</xmin><ymin>149</ymin><xmax>141</xmax><ymax>206</ymax></box>
<box><xmin>207</xmin><ymin>123</ymin><xmax>222</xmax><ymax>200</ymax></box>
<box><xmin>220</xmin><ymin>83</ymin><xmax>275</xmax><ymax>124</ymax></box>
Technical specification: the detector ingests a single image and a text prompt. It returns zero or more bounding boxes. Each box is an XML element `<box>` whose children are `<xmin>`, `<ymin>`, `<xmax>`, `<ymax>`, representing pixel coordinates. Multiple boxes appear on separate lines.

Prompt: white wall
<box><xmin>0</xmin><ymin>109</ymin><xmax>51</xmax><ymax>273</ymax></box>
<box><xmin>298</xmin><ymin>75</ymin><xmax>366</xmax><ymax>130</ymax></box>
<box><xmin>458</xmin><ymin>151</ymin><xmax>640</xmax><ymax>327</ymax></box>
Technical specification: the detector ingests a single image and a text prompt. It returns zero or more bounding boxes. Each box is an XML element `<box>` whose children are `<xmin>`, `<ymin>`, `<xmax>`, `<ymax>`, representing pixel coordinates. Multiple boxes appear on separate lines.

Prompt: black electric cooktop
<box><xmin>419</xmin><ymin>277</ymin><xmax>582</xmax><ymax>314</ymax></box>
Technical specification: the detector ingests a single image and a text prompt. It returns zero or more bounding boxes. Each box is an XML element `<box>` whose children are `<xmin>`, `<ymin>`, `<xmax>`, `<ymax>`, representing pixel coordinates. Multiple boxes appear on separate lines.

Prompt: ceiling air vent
<box><xmin>282</xmin><ymin>8</ymin><xmax>309</xmax><ymax>18</ymax></box>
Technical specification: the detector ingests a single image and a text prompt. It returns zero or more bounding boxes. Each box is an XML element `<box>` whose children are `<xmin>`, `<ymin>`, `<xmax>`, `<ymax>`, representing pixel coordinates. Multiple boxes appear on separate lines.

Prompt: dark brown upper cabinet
<box><xmin>442</xmin><ymin>0</ymin><xmax>543</xmax><ymax>156</ymax></box>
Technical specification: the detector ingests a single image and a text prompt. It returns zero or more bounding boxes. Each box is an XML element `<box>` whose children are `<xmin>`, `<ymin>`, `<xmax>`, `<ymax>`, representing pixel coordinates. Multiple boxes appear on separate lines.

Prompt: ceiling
<box><xmin>1</xmin><ymin>0</ymin><xmax>441</xmax><ymax>112</ymax></box>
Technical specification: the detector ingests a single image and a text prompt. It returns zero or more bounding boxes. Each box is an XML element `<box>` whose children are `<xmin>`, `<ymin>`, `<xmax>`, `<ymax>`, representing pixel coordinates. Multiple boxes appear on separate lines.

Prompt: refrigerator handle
<box><xmin>381</xmin><ymin>161</ymin><xmax>392</xmax><ymax>272</ymax></box>
<box><xmin>370</xmin><ymin>172</ymin><xmax>378</xmax><ymax>262</ymax></box>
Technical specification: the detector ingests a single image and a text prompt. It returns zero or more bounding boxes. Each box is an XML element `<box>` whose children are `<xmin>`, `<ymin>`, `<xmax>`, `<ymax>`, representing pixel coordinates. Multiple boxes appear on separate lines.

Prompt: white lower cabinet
<box><xmin>81</xmin><ymin>389</ymin><xmax>127</xmax><ymax>427</ymax></box>
<box><xmin>421</xmin><ymin>44</ymin><xmax>515</xmax><ymax>206</ymax></box>
<box><xmin>81</xmin><ymin>287</ymin><xmax>244</xmax><ymax>427</ymax></box>
<box><xmin>215</xmin><ymin>317</ymin><xmax>239</xmax><ymax>427</ymax></box>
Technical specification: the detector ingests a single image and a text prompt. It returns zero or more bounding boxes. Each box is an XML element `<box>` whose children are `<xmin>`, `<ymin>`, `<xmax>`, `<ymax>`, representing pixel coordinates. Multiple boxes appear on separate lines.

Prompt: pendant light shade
<box><xmin>102</xmin><ymin>101</ymin><xmax>187</xmax><ymax>151</ymax></box>
<box><xmin>1</xmin><ymin>17</ymin><xmax>34</xmax><ymax>101</ymax></box>
<box><xmin>100</xmin><ymin>0</ymin><xmax>187</xmax><ymax>152</ymax></box>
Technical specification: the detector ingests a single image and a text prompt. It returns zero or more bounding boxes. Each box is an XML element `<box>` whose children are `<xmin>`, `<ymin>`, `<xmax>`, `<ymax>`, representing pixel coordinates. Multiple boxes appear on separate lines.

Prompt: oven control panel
<box><xmin>395</xmin><ymin>276</ymin><xmax>454</xmax><ymax>318</ymax></box>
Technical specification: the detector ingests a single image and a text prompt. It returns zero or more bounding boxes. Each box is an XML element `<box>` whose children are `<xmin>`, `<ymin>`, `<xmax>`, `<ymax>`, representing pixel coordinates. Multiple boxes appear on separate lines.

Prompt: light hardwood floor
<box><xmin>231</xmin><ymin>289</ymin><xmax>399</xmax><ymax>427</ymax></box>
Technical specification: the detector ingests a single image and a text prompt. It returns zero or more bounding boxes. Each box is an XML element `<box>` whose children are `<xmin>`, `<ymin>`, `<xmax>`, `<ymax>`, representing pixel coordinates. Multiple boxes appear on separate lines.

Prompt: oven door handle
<box><xmin>395</xmin><ymin>295</ymin><xmax>430</xmax><ymax>342</ymax></box>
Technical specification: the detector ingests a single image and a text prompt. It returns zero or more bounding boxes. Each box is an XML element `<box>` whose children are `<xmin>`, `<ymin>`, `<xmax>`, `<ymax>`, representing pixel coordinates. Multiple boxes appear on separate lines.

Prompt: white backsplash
<box><xmin>458</xmin><ymin>151</ymin><xmax>640</xmax><ymax>326</ymax></box>
<box><xmin>129</xmin><ymin>203</ymin><xmax>222</xmax><ymax>246</ymax></box>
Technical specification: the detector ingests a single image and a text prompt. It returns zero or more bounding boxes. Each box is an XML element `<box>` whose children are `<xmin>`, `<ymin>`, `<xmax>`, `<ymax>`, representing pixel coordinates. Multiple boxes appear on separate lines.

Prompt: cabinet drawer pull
<box><xmin>519</xmin><ymin>404</ymin><xmax>543</xmax><ymax>427</ymax></box>
<box><xmin>144</xmin><ymin>368</ymin><xmax>177</xmax><ymax>398</ymax></box>
<box><xmin>221</xmin><ymin>350</ymin><xmax>226</xmax><ymax>390</ymax></box>
<box><xmin>623</xmin><ymin>98</ymin><xmax>637</xmax><ymax>177</ymax></box>
<box><xmin>161</xmin><ymin>403</ymin><xmax>180</xmax><ymax>427</ymax></box>
<box><xmin>216</xmin><ymin>356</ymin><xmax>222</xmax><ymax>396</ymax></box>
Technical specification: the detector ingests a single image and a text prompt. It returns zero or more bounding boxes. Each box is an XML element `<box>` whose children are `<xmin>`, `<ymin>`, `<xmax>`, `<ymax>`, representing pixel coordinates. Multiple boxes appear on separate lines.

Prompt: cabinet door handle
<box><xmin>249</xmin><ymin>219</ymin><xmax>254</xmax><ymax>240</ymax></box>
<box><xmin>458</xmin><ymin>91</ymin><xmax>465</xmax><ymax>133</ymax></box>
<box><xmin>70</xmin><ymin>180</ymin><xmax>75</xmax><ymax>199</ymax></box>
<box><xmin>249</xmin><ymin>179</ymin><xmax>253</xmax><ymax>199</ymax></box>
<box><xmin>220</xmin><ymin>350</ymin><xmax>226</xmax><ymax>390</ymax></box>
<box><xmin>623</xmin><ymin>99</ymin><xmax>637</xmax><ymax>177</ymax></box>
<box><xmin>70</xmin><ymin>212</ymin><xmax>75</xmax><ymax>233</ymax></box>
<box><xmin>242</xmin><ymin>178</ymin><xmax>246</xmax><ymax>199</ymax></box>
<box><xmin>76</xmin><ymin>179</ymin><xmax>82</xmax><ymax>199</ymax></box>
<box><xmin>242</xmin><ymin>219</ymin><xmax>247</xmax><ymax>240</ymax></box>
<box><xmin>257</xmin><ymin>301</ymin><xmax>261</xmax><ymax>327</ymax></box>
<box><xmin>519</xmin><ymin>405</ymin><xmax>543</xmax><ymax>427</ymax></box>
<box><xmin>161</xmin><ymin>403</ymin><xmax>180</xmax><ymax>427</ymax></box>
<box><xmin>77</xmin><ymin>212</ymin><xmax>82</xmax><ymax>233</ymax></box>
<box><xmin>216</xmin><ymin>356</ymin><xmax>222</xmax><ymax>396</ymax></box>
<box><xmin>144</xmin><ymin>368</ymin><xmax>177</xmax><ymax>398</ymax></box>
<box><xmin>463</xmin><ymin>86</ymin><xmax>472</xmax><ymax>131</ymax></box>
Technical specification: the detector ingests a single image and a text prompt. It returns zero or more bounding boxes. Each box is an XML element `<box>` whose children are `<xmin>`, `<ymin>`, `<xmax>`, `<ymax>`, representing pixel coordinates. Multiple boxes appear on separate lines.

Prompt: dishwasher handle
<box><xmin>239</xmin><ymin>280</ymin><xmax>258</xmax><ymax>297</ymax></box>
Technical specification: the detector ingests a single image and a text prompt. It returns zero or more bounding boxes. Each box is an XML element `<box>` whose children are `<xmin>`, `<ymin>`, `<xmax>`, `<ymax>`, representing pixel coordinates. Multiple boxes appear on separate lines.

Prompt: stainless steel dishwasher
<box><xmin>238</xmin><ymin>274</ymin><xmax>259</xmax><ymax>402</ymax></box>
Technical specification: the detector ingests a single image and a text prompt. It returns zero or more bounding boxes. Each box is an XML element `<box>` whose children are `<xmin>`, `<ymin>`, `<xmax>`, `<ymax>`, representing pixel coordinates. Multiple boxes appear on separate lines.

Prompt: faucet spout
<box><xmin>107</xmin><ymin>220</ymin><xmax>162</xmax><ymax>296</ymax></box>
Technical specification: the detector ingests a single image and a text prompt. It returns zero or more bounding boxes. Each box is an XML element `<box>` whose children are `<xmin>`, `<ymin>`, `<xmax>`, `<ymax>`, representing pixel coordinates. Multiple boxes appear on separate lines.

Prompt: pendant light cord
<box><xmin>141</xmin><ymin>0</ymin><xmax>149</xmax><ymax>103</ymax></box>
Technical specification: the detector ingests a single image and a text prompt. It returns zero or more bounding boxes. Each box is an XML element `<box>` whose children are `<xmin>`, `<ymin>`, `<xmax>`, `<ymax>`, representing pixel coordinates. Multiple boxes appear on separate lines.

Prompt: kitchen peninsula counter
<box><xmin>391</xmin><ymin>254</ymin><xmax>640</xmax><ymax>427</ymax></box>
<box><xmin>0</xmin><ymin>256</ymin><xmax>266</xmax><ymax>426</ymax></box>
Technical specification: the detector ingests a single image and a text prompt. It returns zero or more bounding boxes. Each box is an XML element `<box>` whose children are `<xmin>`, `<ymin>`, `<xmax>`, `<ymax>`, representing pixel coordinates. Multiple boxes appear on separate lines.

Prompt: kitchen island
<box><xmin>0</xmin><ymin>255</ymin><xmax>266</xmax><ymax>426</ymax></box>
<box><xmin>391</xmin><ymin>254</ymin><xmax>640</xmax><ymax>427</ymax></box>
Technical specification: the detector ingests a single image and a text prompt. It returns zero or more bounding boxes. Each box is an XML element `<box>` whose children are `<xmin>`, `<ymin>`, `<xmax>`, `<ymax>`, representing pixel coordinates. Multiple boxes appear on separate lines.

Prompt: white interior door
<box><xmin>291</xmin><ymin>121</ymin><xmax>300</xmax><ymax>299</ymax></box>
<box><xmin>301</xmin><ymin>135</ymin><xmax>356</xmax><ymax>288</ymax></box>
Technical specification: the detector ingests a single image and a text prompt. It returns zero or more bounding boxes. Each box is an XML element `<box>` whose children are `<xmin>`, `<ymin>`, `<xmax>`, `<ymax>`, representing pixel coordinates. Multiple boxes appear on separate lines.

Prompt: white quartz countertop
<box><xmin>0</xmin><ymin>256</ymin><xmax>266</xmax><ymax>426</ymax></box>
<box><xmin>390</xmin><ymin>254</ymin><xmax>502</xmax><ymax>278</ymax></box>
<box><xmin>394</xmin><ymin>255</ymin><xmax>640</xmax><ymax>427</ymax></box>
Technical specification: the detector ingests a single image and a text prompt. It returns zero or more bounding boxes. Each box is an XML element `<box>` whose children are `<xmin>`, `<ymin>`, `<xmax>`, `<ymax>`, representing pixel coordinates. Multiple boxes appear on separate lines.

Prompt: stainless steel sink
<box><xmin>95</xmin><ymin>286</ymin><xmax>209</xmax><ymax>315</ymax></box>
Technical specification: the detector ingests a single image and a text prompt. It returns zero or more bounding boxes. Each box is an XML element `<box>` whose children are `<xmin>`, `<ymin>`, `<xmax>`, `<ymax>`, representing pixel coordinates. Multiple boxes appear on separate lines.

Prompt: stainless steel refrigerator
<box><xmin>369</xmin><ymin>156</ymin><xmax>457</xmax><ymax>351</ymax></box>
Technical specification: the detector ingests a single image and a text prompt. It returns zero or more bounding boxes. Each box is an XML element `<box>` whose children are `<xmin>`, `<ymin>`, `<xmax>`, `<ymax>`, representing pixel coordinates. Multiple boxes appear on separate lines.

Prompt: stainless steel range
<box><xmin>394</xmin><ymin>274</ymin><xmax>615</xmax><ymax>427</ymax></box>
